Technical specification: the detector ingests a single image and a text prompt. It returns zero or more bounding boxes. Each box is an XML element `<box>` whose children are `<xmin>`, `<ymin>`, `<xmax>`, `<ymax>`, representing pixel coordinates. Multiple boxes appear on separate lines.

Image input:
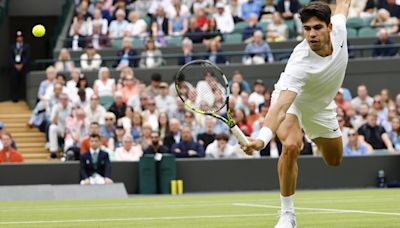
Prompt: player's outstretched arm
<box><xmin>241</xmin><ymin>90</ymin><xmax>296</xmax><ymax>154</ymax></box>
<box><xmin>335</xmin><ymin>0</ymin><xmax>351</xmax><ymax>18</ymax></box>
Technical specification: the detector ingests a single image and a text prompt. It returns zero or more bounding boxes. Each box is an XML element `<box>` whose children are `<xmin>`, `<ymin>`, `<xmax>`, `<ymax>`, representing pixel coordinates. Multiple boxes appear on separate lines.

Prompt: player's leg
<box><xmin>313</xmin><ymin>137</ymin><xmax>343</xmax><ymax>166</ymax></box>
<box><xmin>274</xmin><ymin>114</ymin><xmax>303</xmax><ymax>228</ymax></box>
<box><xmin>276</xmin><ymin>114</ymin><xmax>304</xmax><ymax>197</ymax></box>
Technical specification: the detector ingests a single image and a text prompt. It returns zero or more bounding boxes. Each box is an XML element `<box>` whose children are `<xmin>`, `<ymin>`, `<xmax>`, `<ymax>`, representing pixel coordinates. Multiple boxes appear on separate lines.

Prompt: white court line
<box><xmin>0</xmin><ymin>211</ymin><xmax>339</xmax><ymax>225</ymax></box>
<box><xmin>233</xmin><ymin>203</ymin><xmax>400</xmax><ymax>216</ymax></box>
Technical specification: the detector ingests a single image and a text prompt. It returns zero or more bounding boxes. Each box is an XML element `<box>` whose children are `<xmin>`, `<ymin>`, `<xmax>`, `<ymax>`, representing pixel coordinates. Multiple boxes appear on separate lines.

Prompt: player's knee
<box><xmin>281</xmin><ymin>141</ymin><xmax>302</xmax><ymax>159</ymax></box>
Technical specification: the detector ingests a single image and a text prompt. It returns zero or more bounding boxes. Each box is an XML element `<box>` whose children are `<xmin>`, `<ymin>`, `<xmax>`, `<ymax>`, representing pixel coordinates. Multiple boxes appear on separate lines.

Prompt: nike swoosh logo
<box><xmin>333</xmin><ymin>128</ymin><xmax>339</xmax><ymax>132</ymax></box>
<box><xmin>340</xmin><ymin>41</ymin><xmax>344</xmax><ymax>48</ymax></box>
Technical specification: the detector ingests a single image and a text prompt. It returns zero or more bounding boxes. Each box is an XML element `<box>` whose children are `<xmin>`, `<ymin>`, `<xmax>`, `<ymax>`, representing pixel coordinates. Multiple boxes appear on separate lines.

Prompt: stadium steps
<box><xmin>0</xmin><ymin>101</ymin><xmax>49</xmax><ymax>162</ymax></box>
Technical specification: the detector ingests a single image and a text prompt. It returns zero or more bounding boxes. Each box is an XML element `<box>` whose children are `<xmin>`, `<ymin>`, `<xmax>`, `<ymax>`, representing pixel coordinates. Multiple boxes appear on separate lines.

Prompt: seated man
<box><xmin>144</xmin><ymin>131</ymin><xmax>170</xmax><ymax>154</ymax></box>
<box><xmin>372</xmin><ymin>28</ymin><xmax>398</xmax><ymax>58</ymax></box>
<box><xmin>0</xmin><ymin>133</ymin><xmax>23</xmax><ymax>163</ymax></box>
<box><xmin>205</xmin><ymin>133</ymin><xmax>240</xmax><ymax>158</ymax></box>
<box><xmin>358</xmin><ymin>111</ymin><xmax>396</xmax><ymax>153</ymax></box>
<box><xmin>344</xmin><ymin>128</ymin><xmax>373</xmax><ymax>156</ymax></box>
<box><xmin>178</xmin><ymin>38</ymin><xmax>197</xmax><ymax>66</ymax></box>
<box><xmin>171</xmin><ymin>126</ymin><xmax>205</xmax><ymax>158</ymax></box>
<box><xmin>243</xmin><ymin>30</ymin><xmax>274</xmax><ymax>65</ymax></box>
<box><xmin>80</xmin><ymin>134</ymin><xmax>113</xmax><ymax>185</ymax></box>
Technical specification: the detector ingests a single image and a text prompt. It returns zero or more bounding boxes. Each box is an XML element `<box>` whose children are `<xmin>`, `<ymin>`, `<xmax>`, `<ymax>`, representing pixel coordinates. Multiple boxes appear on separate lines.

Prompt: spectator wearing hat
<box><xmin>213</xmin><ymin>2</ymin><xmax>235</xmax><ymax>34</ymax></box>
<box><xmin>145</xmin><ymin>73</ymin><xmax>162</xmax><ymax>98</ymax></box>
<box><xmin>114</xmin><ymin>37</ymin><xmax>138</xmax><ymax>70</ymax></box>
<box><xmin>108</xmin><ymin>91</ymin><xmax>127</xmax><ymax>120</ymax></box>
<box><xmin>155</xmin><ymin>82</ymin><xmax>176</xmax><ymax>113</ymax></box>
<box><xmin>206</xmin><ymin>133</ymin><xmax>240</xmax><ymax>158</ymax></box>
<box><xmin>0</xmin><ymin>133</ymin><xmax>23</xmax><ymax>163</ymax></box>
<box><xmin>100</xmin><ymin>112</ymin><xmax>117</xmax><ymax>141</ymax></box>
<box><xmin>9</xmin><ymin>30</ymin><xmax>30</xmax><ymax>102</ymax></box>
<box><xmin>249</xmin><ymin>79</ymin><xmax>266</xmax><ymax>111</ymax></box>
<box><xmin>80</xmin><ymin>44</ymin><xmax>102</xmax><ymax>71</ymax></box>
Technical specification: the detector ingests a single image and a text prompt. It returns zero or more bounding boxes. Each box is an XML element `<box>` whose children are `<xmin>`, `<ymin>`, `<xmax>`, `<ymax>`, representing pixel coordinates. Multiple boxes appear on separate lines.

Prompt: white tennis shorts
<box><xmin>272</xmin><ymin>90</ymin><xmax>342</xmax><ymax>140</ymax></box>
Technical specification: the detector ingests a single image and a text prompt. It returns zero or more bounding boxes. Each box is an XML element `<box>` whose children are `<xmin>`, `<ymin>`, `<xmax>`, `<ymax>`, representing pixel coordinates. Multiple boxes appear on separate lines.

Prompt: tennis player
<box><xmin>241</xmin><ymin>1</ymin><xmax>351</xmax><ymax>227</ymax></box>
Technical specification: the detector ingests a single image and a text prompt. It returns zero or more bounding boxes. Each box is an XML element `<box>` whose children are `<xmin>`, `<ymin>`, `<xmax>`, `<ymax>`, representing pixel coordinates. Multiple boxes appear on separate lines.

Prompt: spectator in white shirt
<box><xmin>80</xmin><ymin>44</ymin><xmax>102</xmax><ymax>71</ymax></box>
<box><xmin>351</xmin><ymin>84</ymin><xmax>374</xmax><ymax>112</ymax></box>
<box><xmin>109</xmin><ymin>9</ymin><xmax>129</xmax><ymax>39</ymax></box>
<box><xmin>248</xmin><ymin>79</ymin><xmax>266</xmax><ymax>112</ymax></box>
<box><xmin>89</xmin><ymin>8</ymin><xmax>108</xmax><ymax>36</ymax></box>
<box><xmin>205</xmin><ymin>133</ymin><xmax>241</xmax><ymax>158</ymax></box>
<box><xmin>213</xmin><ymin>2</ymin><xmax>234</xmax><ymax>34</ymax></box>
<box><xmin>115</xmin><ymin>134</ymin><xmax>143</xmax><ymax>161</ymax></box>
<box><xmin>124</xmin><ymin>11</ymin><xmax>147</xmax><ymax>37</ymax></box>
<box><xmin>155</xmin><ymin>82</ymin><xmax>177</xmax><ymax>113</ymax></box>
<box><xmin>93</xmin><ymin>67</ymin><xmax>116</xmax><ymax>97</ymax></box>
<box><xmin>85</xmin><ymin>94</ymin><xmax>107</xmax><ymax>125</ymax></box>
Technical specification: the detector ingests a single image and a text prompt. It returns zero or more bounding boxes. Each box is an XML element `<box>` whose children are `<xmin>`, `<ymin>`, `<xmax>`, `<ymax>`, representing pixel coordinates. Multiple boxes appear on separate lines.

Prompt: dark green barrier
<box><xmin>138</xmin><ymin>155</ymin><xmax>157</xmax><ymax>194</ymax></box>
<box><xmin>158</xmin><ymin>154</ymin><xmax>176</xmax><ymax>194</ymax></box>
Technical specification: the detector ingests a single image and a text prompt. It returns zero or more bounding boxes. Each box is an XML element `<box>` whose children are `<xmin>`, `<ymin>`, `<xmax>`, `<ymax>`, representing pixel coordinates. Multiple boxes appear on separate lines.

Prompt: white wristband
<box><xmin>256</xmin><ymin>127</ymin><xmax>273</xmax><ymax>149</ymax></box>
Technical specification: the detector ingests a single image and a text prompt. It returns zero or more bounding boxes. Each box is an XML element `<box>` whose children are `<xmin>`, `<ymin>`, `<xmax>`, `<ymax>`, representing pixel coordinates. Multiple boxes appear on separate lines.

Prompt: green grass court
<box><xmin>1</xmin><ymin>189</ymin><xmax>400</xmax><ymax>227</ymax></box>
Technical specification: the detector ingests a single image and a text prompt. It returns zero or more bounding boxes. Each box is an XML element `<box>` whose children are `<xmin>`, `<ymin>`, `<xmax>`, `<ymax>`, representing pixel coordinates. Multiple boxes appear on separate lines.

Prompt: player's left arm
<box><xmin>335</xmin><ymin>0</ymin><xmax>351</xmax><ymax>18</ymax></box>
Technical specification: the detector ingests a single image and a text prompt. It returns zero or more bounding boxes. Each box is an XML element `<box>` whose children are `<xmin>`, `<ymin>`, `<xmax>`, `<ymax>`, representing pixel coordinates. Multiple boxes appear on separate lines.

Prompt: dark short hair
<box><xmin>299</xmin><ymin>1</ymin><xmax>331</xmax><ymax>25</ymax></box>
<box><xmin>56</xmin><ymin>72</ymin><xmax>67</xmax><ymax>81</ymax></box>
<box><xmin>215</xmin><ymin>133</ymin><xmax>229</xmax><ymax>141</ymax></box>
<box><xmin>89</xmin><ymin>133</ymin><xmax>101</xmax><ymax>140</ymax></box>
<box><xmin>90</xmin><ymin>122</ymin><xmax>100</xmax><ymax>127</ymax></box>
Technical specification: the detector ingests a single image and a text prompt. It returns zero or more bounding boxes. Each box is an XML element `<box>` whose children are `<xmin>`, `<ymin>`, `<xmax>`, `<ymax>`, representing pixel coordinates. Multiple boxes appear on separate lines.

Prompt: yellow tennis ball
<box><xmin>32</xmin><ymin>24</ymin><xmax>46</xmax><ymax>37</ymax></box>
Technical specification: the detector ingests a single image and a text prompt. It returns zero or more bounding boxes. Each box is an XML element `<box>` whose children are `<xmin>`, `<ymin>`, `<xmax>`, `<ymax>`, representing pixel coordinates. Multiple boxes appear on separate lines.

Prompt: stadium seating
<box><xmin>358</xmin><ymin>27</ymin><xmax>379</xmax><ymax>38</ymax></box>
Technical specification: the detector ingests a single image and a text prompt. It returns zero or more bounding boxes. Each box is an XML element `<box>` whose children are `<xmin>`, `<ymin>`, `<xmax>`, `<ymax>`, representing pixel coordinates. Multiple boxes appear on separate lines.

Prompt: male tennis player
<box><xmin>241</xmin><ymin>1</ymin><xmax>351</xmax><ymax>227</ymax></box>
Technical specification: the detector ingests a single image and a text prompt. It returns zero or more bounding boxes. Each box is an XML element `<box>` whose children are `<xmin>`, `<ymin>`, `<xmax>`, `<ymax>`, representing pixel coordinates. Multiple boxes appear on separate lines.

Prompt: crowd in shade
<box><xmin>62</xmin><ymin>0</ymin><xmax>399</xmax><ymax>70</ymax></box>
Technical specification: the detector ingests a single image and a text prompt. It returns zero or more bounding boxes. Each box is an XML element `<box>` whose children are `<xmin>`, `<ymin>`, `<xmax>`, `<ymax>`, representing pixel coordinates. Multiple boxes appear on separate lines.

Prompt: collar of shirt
<box><xmin>90</xmin><ymin>149</ymin><xmax>100</xmax><ymax>155</ymax></box>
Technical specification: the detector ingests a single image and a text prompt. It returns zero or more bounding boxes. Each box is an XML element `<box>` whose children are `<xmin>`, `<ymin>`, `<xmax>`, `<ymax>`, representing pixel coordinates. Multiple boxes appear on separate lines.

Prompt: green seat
<box><xmin>257</xmin><ymin>21</ymin><xmax>269</xmax><ymax>32</ymax></box>
<box><xmin>132</xmin><ymin>37</ymin><xmax>144</xmax><ymax>49</ymax></box>
<box><xmin>299</xmin><ymin>0</ymin><xmax>310</xmax><ymax>6</ymax></box>
<box><xmin>233</xmin><ymin>21</ymin><xmax>248</xmax><ymax>34</ymax></box>
<box><xmin>284</xmin><ymin>19</ymin><xmax>296</xmax><ymax>39</ymax></box>
<box><xmin>346</xmin><ymin>17</ymin><xmax>365</xmax><ymax>30</ymax></box>
<box><xmin>141</xmin><ymin>15</ymin><xmax>151</xmax><ymax>27</ymax></box>
<box><xmin>111</xmin><ymin>38</ymin><xmax>122</xmax><ymax>48</ymax></box>
<box><xmin>166</xmin><ymin>36</ymin><xmax>183</xmax><ymax>47</ymax></box>
<box><xmin>224</xmin><ymin>33</ymin><xmax>242</xmax><ymax>44</ymax></box>
<box><xmin>99</xmin><ymin>95</ymin><xmax>114</xmax><ymax>110</ymax></box>
<box><xmin>358</xmin><ymin>27</ymin><xmax>378</xmax><ymax>38</ymax></box>
<box><xmin>347</xmin><ymin>28</ymin><xmax>358</xmax><ymax>38</ymax></box>
<box><xmin>373</xmin><ymin>150</ymin><xmax>389</xmax><ymax>155</ymax></box>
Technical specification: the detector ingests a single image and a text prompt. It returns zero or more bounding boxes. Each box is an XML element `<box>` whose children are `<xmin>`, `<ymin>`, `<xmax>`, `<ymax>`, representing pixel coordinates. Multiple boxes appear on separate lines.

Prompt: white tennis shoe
<box><xmin>274</xmin><ymin>211</ymin><xmax>297</xmax><ymax>228</ymax></box>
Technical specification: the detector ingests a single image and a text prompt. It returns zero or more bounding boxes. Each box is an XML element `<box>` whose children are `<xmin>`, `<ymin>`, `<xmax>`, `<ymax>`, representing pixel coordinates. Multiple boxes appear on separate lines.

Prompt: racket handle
<box><xmin>231</xmin><ymin>125</ymin><xmax>249</xmax><ymax>145</ymax></box>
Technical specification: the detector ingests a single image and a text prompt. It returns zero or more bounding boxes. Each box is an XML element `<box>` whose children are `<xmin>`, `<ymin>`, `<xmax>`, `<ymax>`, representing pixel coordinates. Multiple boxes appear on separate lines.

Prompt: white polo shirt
<box><xmin>275</xmin><ymin>14</ymin><xmax>348</xmax><ymax>114</ymax></box>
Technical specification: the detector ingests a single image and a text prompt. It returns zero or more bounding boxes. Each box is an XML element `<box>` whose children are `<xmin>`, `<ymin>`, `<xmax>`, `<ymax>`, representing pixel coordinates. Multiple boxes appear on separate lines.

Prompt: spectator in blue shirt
<box><xmin>243</xmin><ymin>30</ymin><xmax>274</xmax><ymax>64</ymax></box>
<box><xmin>344</xmin><ymin>128</ymin><xmax>372</xmax><ymax>156</ymax></box>
<box><xmin>172</xmin><ymin>126</ymin><xmax>205</xmax><ymax>158</ymax></box>
<box><xmin>241</xmin><ymin>0</ymin><xmax>262</xmax><ymax>21</ymax></box>
<box><xmin>388</xmin><ymin>117</ymin><xmax>400</xmax><ymax>151</ymax></box>
<box><xmin>114</xmin><ymin>37</ymin><xmax>138</xmax><ymax>69</ymax></box>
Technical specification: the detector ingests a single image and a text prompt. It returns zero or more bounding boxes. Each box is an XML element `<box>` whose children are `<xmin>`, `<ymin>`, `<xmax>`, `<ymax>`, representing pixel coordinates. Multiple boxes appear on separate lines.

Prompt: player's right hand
<box><xmin>240</xmin><ymin>138</ymin><xmax>265</xmax><ymax>155</ymax></box>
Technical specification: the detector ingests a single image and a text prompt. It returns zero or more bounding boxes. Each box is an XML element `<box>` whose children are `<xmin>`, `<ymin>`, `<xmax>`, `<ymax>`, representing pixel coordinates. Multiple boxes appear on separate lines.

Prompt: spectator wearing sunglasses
<box><xmin>343</xmin><ymin>128</ymin><xmax>372</xmax><ymax>156</ymax></box>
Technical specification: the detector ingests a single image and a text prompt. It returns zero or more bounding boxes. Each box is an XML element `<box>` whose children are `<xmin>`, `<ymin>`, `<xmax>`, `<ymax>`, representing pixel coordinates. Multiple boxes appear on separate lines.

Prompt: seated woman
<box><xmin>54</xmin><ymin>48</ymin><xmax>75</xmax><ymax>73</ymax></box>
<box><xmin>168</xmin><ymin>5</ymin><xmax>188</xmax><ymax>36</ymax></box>
<box><xmin>124</xmin><ymin>11</ymin><xmax>147</xmax><ymax>37</ymax></box>
<box><xmin>202</xmin><ymin>17</ymin><xmax>222</xmax><ymax>47</ymax></box>
<box><xmin>266</xmin><ymin>12</ymin><xmax>288</xmax><ymax>42</ymax></box>
<box><xmin>93</xmin><ymin>67</ymin><xmax>116</xmax><ymax>97</ymax></box>
<box><xmin>139</xmin><ymin>38</ymin><xmax>163</xmax><ymax>68</ymax></box>
<box><xmin>114</xmin><ymin>134</ymin><xmax>143</xmax><ymax>161</ymax></box>
<box><xmin>370</xmin><ymin>9</ymin><xmax>399</xmax><ymax>35</ymax></box>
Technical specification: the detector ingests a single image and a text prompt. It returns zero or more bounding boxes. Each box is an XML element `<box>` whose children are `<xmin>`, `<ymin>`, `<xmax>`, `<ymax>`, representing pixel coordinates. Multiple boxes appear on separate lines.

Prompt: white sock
<box><xmin>280</xmin><ymin>194</ymin><xmax>295</xmax><ymax>213</ymax></box>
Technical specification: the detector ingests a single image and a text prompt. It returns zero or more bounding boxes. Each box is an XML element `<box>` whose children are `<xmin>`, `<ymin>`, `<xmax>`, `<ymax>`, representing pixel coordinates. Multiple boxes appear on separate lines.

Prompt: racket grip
<box><xmin>231</xmin><ymin>125</ymin><xmax>249</xmax><ymax>145</ymax></box>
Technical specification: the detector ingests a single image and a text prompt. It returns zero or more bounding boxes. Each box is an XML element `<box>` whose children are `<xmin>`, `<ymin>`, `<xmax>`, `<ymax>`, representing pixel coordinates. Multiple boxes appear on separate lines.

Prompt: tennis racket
<box><xmin>174</xmin><ymin>60</ymin><xmax>249</xmax><ymax>145</ymax></box>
